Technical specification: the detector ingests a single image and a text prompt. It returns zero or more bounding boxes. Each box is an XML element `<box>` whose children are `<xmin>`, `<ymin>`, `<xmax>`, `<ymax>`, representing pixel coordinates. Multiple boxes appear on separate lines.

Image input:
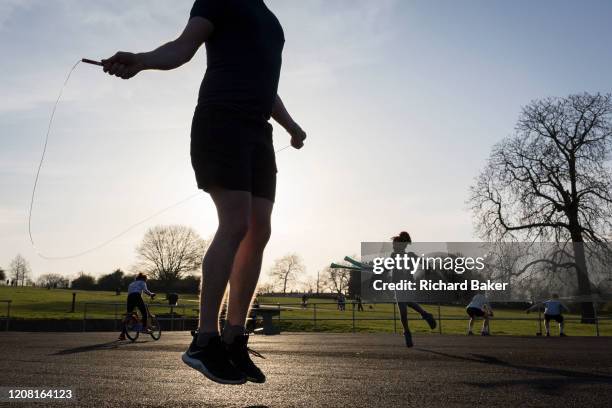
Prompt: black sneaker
<box><xmin>422</xmin><ymin>313</ymin><xmax>437</xmax><ymax>330</ymax></box>
<box><xmin>403</xmin><ymin>331</ymin><xmax>414</xmax><ymax>347</ymax></box>
<box><xmin>182</xmin><ymin>332</ymin><xmax>247</xmax><ymax>385</ymax></box>
<box><xmin>225</xmin><ymin>334</ymin><xmax>266</xmax><ymax>383</ymax></box>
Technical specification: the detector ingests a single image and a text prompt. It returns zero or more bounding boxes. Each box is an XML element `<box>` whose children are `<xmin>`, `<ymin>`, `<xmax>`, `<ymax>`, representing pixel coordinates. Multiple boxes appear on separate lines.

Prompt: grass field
<box><xmin>258</xmin><ymin>296</ymin><xmax>612</xmax><ymax>336</ymax></box>
<box><xmin>0</xmin><ymin>286</ymin><xmax>200</xmax><ymax>320</ymax></box>
<box><xmin>1</xmin><ymin>286</ymin><xmax>610</xmax><ymax>336</ymax></box>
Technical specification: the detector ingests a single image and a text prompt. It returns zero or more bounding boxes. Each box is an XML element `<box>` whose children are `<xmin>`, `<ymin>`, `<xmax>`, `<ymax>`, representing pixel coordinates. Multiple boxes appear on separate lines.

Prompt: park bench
<box><xmin>252</xmin><ymin>306</ymin><xmax>281</xmax><ymax>335</ymax></box>
<box><xmin>190</xmin><ymin>305</ymin><xmax>281</xmax><ymax>335</ymax></box>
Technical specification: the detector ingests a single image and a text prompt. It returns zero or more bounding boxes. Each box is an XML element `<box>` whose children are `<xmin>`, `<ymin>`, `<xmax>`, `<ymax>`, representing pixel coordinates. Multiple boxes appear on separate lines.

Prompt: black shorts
<box><xmin>544</xmin><ymin>314</ymin><xmax>564</xmax><ymax>323</ymax></box>
<box><xmin>126</xmin><ymin>293</ymin><xmax>147</xmax><ymax>324</ymax></box>
<box><xmin>467</xmin><ymin>307</ymin><xmax>485</xmax><ymax>318</ymax></box>
<box><xmin>190</xmin><ymin>105</ymin><xmax>277</xmax><ymax>202</ymax></box>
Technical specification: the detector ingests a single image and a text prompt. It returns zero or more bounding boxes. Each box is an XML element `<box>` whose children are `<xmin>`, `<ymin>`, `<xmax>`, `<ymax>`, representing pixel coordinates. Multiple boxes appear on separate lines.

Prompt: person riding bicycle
<box><xmin>118</xmin><ymin>273</ymin><xmax>156</xmax><ymax>340</ymax></box>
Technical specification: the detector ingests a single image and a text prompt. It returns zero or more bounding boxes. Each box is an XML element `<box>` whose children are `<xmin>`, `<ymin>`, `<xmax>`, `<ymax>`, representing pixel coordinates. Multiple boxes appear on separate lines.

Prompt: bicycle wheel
<box><xmin>124</xmin><ymin>315</ymin><xmax>140</xmax><ymax>342</ymax></box>
<box><xmin>149</xmin><ymin>314</ymin><xmax>162</xmax><ymax>341</ymax></box>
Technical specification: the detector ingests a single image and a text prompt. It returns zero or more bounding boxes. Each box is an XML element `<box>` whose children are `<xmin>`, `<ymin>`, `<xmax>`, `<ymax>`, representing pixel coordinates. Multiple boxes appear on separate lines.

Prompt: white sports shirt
<box><xmin>128</xmin><ymin>280</ymin><xmax>153</xmax><ymax>296</ymax></box>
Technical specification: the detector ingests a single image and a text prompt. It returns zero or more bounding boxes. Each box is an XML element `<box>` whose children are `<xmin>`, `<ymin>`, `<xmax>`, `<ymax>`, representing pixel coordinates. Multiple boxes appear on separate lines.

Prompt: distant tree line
<box><xmin>71</xmin><ymin>269</ymin><xmax>201</xmax><ymax>294</ymax></box>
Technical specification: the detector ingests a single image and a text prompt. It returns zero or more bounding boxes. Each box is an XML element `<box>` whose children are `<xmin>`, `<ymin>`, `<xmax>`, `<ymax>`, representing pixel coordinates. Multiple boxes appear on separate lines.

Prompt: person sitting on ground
<box><xmin>118</xmin><ymin>273</ymin><xmax>156</xmax><ymax>340</ymax></box>
<box><xmin>466</xmin><ymin>293</ymin><xmax>493</xmax><ymax>336</ymax></box>
<box><xmin>526</xmin><ymin>293</ymin><xmax>569</xmax><ymax>337</ymax></box>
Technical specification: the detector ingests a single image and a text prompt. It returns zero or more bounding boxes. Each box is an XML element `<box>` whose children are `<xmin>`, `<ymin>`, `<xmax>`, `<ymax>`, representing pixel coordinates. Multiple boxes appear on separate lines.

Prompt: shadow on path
<box><xmin>51</xmin><ymin>339</ymin><xmax>150</xmax><ymax>356</ymax></box>
<box><xmin>416</xmin><ymin>348</ymin><xmax>612</xmax><ymax>394</ymax></box>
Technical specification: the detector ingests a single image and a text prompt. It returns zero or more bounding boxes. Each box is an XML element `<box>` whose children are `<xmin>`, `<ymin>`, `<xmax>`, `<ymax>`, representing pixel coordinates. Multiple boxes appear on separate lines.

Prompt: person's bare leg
<box><xmin>225</xmin><ymin>197</ymin><xmax>273</xmax><ymax>338</ymax></box>
<box><xmin>482</xmin><ymin>316</ymin><xmax>489</xmax><ymax>334</ymax></box>
<box><xmin>398</xmin><ymin>302</ymin><xmax>414</xmax><ymax>346</ymax></box>
<box><xmin>406</xmin><ymin>302</ymin><xmax>426</xmax><ymax>316</ymax></box>
<box><xmin>406</xmin><ymin>301</ymin><xmax>436</xmax><ymax>329</ymax></box>
<box><xmin>198</xmin><ymin>189</ymin><xmax>251</xmax><ymax>337</ymax></box>
<box><xmin>398</xmin><ymin>303</ymin><xmax>409</xmax><ymax>333</ymax></box>
<box><xmin>468</xmin><ymin>317</ymin><xmax>474</xmax><ymax>333</ymax></box>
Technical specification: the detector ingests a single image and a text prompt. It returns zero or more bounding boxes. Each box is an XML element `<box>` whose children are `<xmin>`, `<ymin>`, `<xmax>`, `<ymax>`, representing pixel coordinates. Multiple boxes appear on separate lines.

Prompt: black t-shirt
<box><xmin>190</xmin><ymin>0</ymin><xmax>285</xmax><ymax>119</ymax></box>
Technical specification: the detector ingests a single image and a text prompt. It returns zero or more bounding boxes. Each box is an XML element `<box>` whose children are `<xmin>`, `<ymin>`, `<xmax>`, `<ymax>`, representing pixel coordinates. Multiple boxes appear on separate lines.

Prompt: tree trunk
<box><xmin>570</xmin><ymin>230</ymin><xmax>595</xmax><ymax>323</ymax></box>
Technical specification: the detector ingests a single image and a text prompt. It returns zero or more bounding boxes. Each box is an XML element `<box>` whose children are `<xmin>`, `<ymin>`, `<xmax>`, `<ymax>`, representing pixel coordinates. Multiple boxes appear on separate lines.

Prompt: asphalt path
<box><xmin>0</xmin><ymin>332</ymin><xmax>611</xmax><ymax>407</ymax></box>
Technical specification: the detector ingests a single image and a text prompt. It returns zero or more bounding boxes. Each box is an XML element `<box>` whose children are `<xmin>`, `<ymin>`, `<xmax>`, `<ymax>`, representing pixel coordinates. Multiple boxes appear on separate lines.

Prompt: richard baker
<box><xmin>372</xmin><ymin>279</ymin><xmax>509</xmax><ymax>292</ymax></box>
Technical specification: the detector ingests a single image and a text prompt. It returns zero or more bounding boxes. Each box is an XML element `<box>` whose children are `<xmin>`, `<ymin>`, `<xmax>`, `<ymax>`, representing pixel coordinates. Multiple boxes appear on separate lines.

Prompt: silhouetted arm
<box><xmin>526</xmin><ymin>302</ymin><xmax>542</xmax><ymax>313</ymax></box>
<box><xmin>102</xmin><ymin>17</ymin><xmax>213</xmax><ymax>79</ymax></box>
<box><xmin>272</xmin><ymin>95</ymin><xmax>306</xmax><ymax>149</ymax></box>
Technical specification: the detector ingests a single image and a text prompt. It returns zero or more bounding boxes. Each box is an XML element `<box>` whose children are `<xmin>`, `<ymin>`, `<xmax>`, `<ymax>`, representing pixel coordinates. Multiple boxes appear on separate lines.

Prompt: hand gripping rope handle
<box><xmin>82</xmin><ymin>58</ymin><xmax>103</xmax><ymax>66</ymax></box>
<box><xmin>28</xmin><ymin>58</ymin><xmax>290</xmax><ymax>260</ymax></box>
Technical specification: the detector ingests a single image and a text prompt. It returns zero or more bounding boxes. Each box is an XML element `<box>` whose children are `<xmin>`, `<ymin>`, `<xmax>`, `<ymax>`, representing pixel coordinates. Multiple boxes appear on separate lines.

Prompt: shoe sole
<box><xmin>424</xmin><ymin>315</ymin><xmax>437</xmax><ymax>330</ymax></box>
<box><xmin>181</xmin><ymin>353</ymin><xmax>247</xmax><ymax>385</ymax></box>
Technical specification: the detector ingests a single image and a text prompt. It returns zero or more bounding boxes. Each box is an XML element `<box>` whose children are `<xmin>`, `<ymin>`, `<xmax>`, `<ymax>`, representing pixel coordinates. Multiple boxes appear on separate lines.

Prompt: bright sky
<box><xmin>1</xmin><ymin>0</ymin><xmax>611</xmax><ymax>285</ymax></box>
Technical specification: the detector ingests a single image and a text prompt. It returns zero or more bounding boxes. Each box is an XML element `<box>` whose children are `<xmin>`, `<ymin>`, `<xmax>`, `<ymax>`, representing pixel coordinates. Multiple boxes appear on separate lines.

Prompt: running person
<box><xmin>390</xmin><ymin>231</ymin><xmax>437</xmax><ymax>347</ymax></box>
<box><xmin>103</xmin><ymin>0</ymin><xmax>306</xmax><ymax>384</ymax></box>
<box><xmin>119</xmin><ymin>273</ymin><xmax>155</xmax><ymax>340</ymax></box>
<box><xmin>466</xmin><ymin>293</ymin><xmax>493</xmax><ymax>336</ymax></box>
<box><xmin>527</xmin><ymin>293</ymin><xmax>569</xmax><ymax>337</ymax></box>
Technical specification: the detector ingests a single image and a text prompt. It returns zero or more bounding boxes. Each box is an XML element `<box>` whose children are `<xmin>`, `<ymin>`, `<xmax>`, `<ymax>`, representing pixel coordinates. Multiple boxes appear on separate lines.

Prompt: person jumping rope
<box><xmin>526</xmin><ymin>293</ymin><xmax>569</xmax><ymax>337</ymax></box>
<box><xmin>103</xmin><ymin>0</ymin><xmax>306</xmax><ymax>384</ymax></box>
<box><xmin>390</xmin><ymin>231</ymin><xmax>437</xmax><ymax>347</ymax></box>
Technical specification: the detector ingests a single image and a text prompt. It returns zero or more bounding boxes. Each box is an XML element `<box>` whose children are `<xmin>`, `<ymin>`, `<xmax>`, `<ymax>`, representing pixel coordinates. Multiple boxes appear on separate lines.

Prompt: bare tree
<box><xmin>135</xmin><ymin>225</ymin><xmax>209</xmax><ymax>287</ymax></box>
<box><xmin>268</xmin><ymin>254</ymin><xmax>304</xmax><ymax>294</ymax></box>
<box><xmin>323</xmin><ymin>265</ymin><xmax>351</xmax><ymax>295</ymax></box>
<box><xmin>37</xmin><ymin>274</ymin><xmax>69</xmax><ymax>289</ymax></box>
<box><xmin>256</xmin><ymin>282</ymin><xmax>276</xmax><ymax>295</ymax></box>
<box><xmin>470</xmin><ymin>93</ymin><xmax>612</xmax><ymax>320</ymax></box>
<box><xmin>9</xmin><ymin>254</ymin><xmax>31</xmax><ymax>286</ymax></box>
<box><xmin>299</xmin><ymin>276</ymin><xmax>319</xmax><ymax>293</ymax></box>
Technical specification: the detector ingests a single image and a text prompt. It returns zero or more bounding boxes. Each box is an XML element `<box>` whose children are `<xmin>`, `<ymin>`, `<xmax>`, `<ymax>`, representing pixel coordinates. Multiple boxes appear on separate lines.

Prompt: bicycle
<box><xmin>121</xmin><ymin>297</ymin><xmax>162</xmax><ymax>342</ymax></box>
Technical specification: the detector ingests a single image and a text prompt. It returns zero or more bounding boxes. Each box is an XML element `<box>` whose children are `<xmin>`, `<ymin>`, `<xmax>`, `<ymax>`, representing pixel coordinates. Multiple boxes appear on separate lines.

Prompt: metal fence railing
<box><xmin>0</xmin><ymin>300</ymin><xmax>11</xmax><ymax>331</ymax></box>
<box><xmin>256</xmin><ymin>301</ymin><xmax>611</xmax><ymax>336</ymax></box>
<box><xmin>82</xmin><ymin>302</ymin><xmax>194</xmax><ymax>332</ymax></box>
<box><xmin>75</xmin><ymin>300</ymin><xmax>611</xmax><ymax>336</ymax></box>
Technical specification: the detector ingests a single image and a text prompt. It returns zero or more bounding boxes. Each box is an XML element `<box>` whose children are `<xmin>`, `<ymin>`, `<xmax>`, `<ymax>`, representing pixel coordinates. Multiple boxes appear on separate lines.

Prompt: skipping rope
<box><xmin>28</xmin><ymin>58</ymin><xmax>290</xmax><ymax>260</ymax></box>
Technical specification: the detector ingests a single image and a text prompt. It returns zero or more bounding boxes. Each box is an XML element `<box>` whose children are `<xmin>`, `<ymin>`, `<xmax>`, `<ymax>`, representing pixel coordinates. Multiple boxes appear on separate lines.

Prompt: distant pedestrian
<box><xmin>355</xmin><ymin>295</ymin><xmax>364</xmax><ymax>312</ymax></box>
<box><xmin>337</xmin><ymin>293</ymin><xmax>346</xmax><ymax>311</ymax></box>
